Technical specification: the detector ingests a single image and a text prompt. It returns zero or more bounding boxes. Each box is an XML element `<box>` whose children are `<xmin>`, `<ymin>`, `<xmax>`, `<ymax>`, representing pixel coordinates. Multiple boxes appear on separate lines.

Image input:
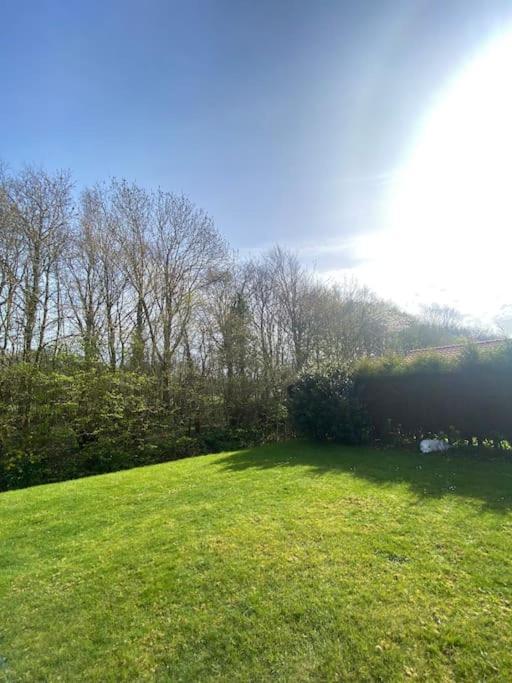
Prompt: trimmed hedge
<box><xmin>354</xmin><ymin>344</ymin><xmax>512</xmax><ymax>445</ymax></box>
<box><xmin>286</xmin><ymin>344</ymin><xmax>512</xmax><ymax>447</ymax></box>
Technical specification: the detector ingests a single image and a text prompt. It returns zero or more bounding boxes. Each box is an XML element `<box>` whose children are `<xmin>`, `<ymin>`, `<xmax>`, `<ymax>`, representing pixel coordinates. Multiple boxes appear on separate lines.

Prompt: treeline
<box><xmin>0</xmin><ymin>165</ymin><xmax>490</xmax><ymax>488</ymax></box>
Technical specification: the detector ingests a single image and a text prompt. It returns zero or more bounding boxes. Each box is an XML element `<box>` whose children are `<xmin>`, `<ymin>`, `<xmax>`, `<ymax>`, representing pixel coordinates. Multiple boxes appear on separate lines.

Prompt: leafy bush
<box><xmin>173</xmin><ymin>435</ymin><xmax>202</xmax><ymax>458</ymax></box>
<box><xmin>0</xmin><ymin>363</ymin><xmax>163</xmax><ymax>489</ymax></box>
<box><xmin>199</xmin><ymin>426</ymin><xmax>266</xmax><ymax>453</ymax></box>
<box><xmin>0</xmin><ymin>361</ymin><xmax>282</xmax><ymax>491</ymax></box>
<box><xmin>287</xmin><ymin>370</ymin><xmax>370</xmax><ymax>444</ymax></box>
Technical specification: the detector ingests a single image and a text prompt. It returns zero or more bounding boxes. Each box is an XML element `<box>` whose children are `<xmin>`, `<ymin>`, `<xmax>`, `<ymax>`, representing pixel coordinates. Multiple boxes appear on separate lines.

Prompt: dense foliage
<box><xmin>0</xmin><ymin>165</ymin><xmax>495</xmax><ymax>488</ymax></box>
<box><xmin>355</xmin><ymin>344</ymin><xmax>512</xmax><ymax>446</ymax></box>
<box><xmin>287</xmin><ymin>370</ymin><xmax>369</xmax><ymax>444</ymax></box>
<box><xmin>287</xmin><ymin>345</ymin><xmax>512</xmax><ymax>448</ymax></box>
<box><xmin>0</xmin><ymin>362</ymin><xmax>278</xmax><ymax>490</ymax></box>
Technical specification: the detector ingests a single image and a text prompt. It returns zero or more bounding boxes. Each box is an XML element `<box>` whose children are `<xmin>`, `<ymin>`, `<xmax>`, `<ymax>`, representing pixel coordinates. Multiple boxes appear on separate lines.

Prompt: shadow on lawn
<box><xmin>214</xmin><ymin>442</ymin><xmax>512</xmax><ymax>512</ymax></box>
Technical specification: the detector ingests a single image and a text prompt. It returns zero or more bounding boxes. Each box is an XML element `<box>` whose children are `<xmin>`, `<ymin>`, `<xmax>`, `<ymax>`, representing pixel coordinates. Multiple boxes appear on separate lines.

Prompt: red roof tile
<box><xmin>406</xmin><ymin>338</ymin><xmax>508</xmax><ymax>359</ymax></box>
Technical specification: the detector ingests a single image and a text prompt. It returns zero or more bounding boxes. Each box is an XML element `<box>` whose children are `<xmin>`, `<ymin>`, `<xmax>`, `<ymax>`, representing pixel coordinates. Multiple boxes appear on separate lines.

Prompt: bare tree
<box><xmin>0</xmin><ymin>180</ymin><xmax>25</xmax><ymax>357</ymax></box>
<box><xmin>111</xmin><ymin>180</ymin><xmax>153</xmax><ymax>370</ymax></box>
<box><xmin>148</xmin><ymin>191</ymin><xmax>226</xmax><ymax>402</ymax></box>
<box><xmin>3</xmin><ymin>167</ymin><xmax>73</xmax><ymax>362</ymax></box>
<box><xmin>266</xmin><ymin>246</ymin><xmax>316</xmax><ymax>371</ymax></box>
<box><xmin>421</xmin><ymin>303</ymin><xmax>463</xmax><ymax>329</ymax></box>
<box><xmin>66</xmin><ymin>186</ymin><xmax>129</xmax><ymax>366</ymax></box>
<box><xmin>244</xmin><ymin>257</ymin><xmax>286</xmax><ymax>379</ymax></box>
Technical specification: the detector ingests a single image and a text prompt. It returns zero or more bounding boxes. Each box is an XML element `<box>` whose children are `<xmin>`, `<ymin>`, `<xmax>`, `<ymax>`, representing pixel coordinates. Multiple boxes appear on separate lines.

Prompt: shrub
<box><xmin>0</xmin><ymin>360</ymin><xmax>280</xmax><ymax>491</ymax></box>
<box><xmin>173</xmin><ymin>435</ymin><xmax>202</xmax><ymax>458</ymax></box>
<box><xmin>0</xmin><ymin>364</ymin><xmax>162</xmax><ymax>490</ymax></box>
<box><xmin>287</xmin><ymin>370</ymin><xmax>370</xmax><ymax>444</ymax></box>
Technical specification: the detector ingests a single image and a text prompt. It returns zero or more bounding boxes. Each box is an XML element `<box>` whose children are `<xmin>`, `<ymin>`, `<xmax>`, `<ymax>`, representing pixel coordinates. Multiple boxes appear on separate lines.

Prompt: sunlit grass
<box><xmin>1</xmin><ymin>442</ymin><xmax>512</xmax><ymax>681</ymax></box>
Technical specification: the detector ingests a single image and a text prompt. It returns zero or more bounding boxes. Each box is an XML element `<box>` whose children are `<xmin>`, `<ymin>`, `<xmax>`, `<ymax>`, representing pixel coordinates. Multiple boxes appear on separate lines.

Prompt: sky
<box><xmin>2</xmin><ymin>0</ymin><xmax>512</xmax><ymax>326</ymax></box>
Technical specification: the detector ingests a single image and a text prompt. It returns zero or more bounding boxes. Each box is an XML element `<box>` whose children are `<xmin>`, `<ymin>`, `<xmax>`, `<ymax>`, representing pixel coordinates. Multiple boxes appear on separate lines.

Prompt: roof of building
<box><xmin>406</xmin><ymin>338</ymin><xmax>509</xmax><ymax>359</ymax></box>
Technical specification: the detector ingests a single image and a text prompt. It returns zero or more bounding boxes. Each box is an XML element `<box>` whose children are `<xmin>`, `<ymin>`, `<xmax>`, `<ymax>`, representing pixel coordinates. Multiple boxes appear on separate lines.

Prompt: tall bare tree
<box><xmin>148</xmin><ymin>191</ymin><xmax>226</xmax><ymax>402</ymax></box>
<box><xmin>3</xmin><ymin>167</ymin><xmax>73</xmax><ymax>361</ymax></box>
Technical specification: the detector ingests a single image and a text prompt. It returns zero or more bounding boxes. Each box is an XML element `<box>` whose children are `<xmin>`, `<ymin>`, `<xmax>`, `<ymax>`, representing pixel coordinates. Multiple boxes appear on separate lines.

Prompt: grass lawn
<box><xmin>1</xmin><ymin>442</ymin><xmax>512</xmax><ymax>682</ymax></box>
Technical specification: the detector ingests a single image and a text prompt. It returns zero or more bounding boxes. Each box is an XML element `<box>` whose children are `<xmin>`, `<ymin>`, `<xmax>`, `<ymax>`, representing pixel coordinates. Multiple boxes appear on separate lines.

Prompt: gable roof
<box><xmin>406</xmin><ymin>338</ymin><xmax>508</xmax><ymax>359</ymax></box>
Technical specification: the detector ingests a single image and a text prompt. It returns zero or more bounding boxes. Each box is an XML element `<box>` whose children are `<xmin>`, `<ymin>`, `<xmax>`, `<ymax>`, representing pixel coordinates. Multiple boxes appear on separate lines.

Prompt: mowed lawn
<box><xmin>1</xmin><ymin>443</ymin><xmax>512</xmax><ymax>682</ymax></box>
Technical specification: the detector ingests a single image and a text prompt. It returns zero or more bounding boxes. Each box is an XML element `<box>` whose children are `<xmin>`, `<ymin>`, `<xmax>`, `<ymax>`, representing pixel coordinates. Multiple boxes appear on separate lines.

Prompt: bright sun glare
<box><xmin>356</xmin><ymin>30</ymin><xmax>512</xmax><ymax>322</ymax></box>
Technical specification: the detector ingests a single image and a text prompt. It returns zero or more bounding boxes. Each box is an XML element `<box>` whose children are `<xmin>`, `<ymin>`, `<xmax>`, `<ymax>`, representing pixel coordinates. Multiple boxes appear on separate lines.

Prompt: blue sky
<box><xmin>2</xmin><ymin>0</ymin><xmax>512</xmax><ymax>316</ymax></box>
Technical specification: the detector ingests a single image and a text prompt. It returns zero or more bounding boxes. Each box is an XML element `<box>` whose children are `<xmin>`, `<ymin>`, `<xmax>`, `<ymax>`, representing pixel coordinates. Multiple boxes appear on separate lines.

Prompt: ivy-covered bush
<box><xmin>287</xmin><ymin>370</ymin><xmax>370</xmax><ymax>444</ymax></box>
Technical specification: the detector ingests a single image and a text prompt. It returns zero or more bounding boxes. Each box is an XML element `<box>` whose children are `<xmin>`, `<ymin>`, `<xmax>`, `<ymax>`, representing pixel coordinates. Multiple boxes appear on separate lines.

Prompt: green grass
<box><xmin>1</xmin><ymin>442</ymin><xmax>512</xmax><ymax>682</ymax></box>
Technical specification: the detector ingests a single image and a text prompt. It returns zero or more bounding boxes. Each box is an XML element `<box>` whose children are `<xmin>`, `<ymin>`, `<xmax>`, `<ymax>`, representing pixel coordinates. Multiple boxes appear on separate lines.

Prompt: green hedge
<box><xmin>286</xmin><ymin>344</ymin><xmax>512</xmax><ymax>448</ymax></box>
<box><xmin>0</xmin><ymin>363</ymin><xmax>269</xmax><ymax>491</ymax></box>
<box><xmin>354</xmin><ymin>344</ymin><xmax>512</xmax><ymax>445</ymax></box>
<box><xmin>0</xmin><ymin>364</ymin><xmax>161</xmax><ymax>489</ymax></box>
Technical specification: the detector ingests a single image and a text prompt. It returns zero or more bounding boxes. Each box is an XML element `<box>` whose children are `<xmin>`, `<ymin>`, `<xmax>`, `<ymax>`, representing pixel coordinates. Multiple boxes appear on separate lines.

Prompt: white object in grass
<box><xmin>419</xmin><ymin>439</ymin><xmax>450</xmax><ymax>454</ymax></box>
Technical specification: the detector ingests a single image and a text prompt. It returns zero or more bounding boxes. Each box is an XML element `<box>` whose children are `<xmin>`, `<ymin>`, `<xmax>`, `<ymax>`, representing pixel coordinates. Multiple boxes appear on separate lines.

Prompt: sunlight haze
<box><xmin>2</xmin><ymin>0</ymin><xmax>512</xmax><ymax>327</ymax></box>
<box><xmin>334</xmin><ymin>29</ymin><xmax>512</xmax><ymax>326</ymax></box>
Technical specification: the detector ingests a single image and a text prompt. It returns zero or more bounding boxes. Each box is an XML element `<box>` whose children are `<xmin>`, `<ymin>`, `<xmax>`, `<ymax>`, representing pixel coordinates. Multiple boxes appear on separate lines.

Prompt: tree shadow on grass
<box><xmin>213</xmin><ymin>441</ymin><xmax>512</xmax><ymax>513</ymax></box>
